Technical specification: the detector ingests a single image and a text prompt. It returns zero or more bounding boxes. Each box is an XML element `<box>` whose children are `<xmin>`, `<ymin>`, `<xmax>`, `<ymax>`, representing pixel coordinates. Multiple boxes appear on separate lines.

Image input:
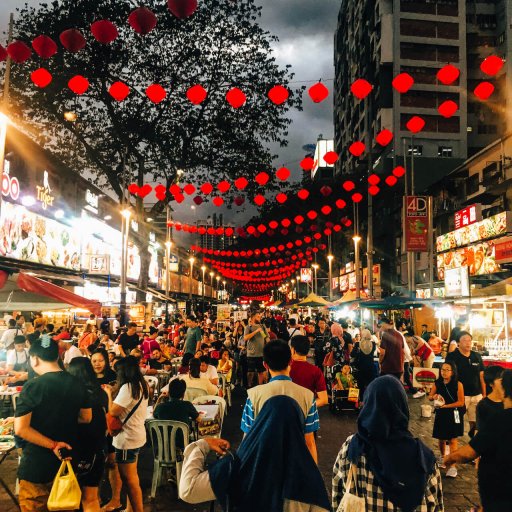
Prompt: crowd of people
<box><xmin>0</xmin><ymin>308</ymin><xmax>510</xmax><ymax>512</ymax></box>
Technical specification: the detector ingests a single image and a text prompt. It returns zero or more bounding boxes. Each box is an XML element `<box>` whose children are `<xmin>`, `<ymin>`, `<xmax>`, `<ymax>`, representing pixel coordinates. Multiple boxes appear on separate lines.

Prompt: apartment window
<box><xmin>400</xmin><ymin>19</ymin><xmax>436</xmax><ymax>38</ymax></box>
<box><xmin>400</xmin><ymin>43</ymin><xmax>459</xmax><ymax>62</ymax></box>
<box><xmin>401</xmin><ymin>114</ymin><xmax>460</xmax><ymax>133</ymax></box>
<box><xmin>407</xmin><ymin>145</ymin><xmax>423</xmax><ymax>156</ymax></box>
<box><xmin>438</xmin><ymin>146</ymin><xmax>453</xmax><ymax>157</ymax></box>
<box><xmin>400</xmin><ymin>0</ymin><xmax>458</xmax><ymax>16</ymax></box>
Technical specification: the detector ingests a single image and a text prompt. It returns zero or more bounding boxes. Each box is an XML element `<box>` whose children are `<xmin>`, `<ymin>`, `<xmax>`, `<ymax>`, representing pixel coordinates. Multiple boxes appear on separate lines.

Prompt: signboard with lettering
<box><xmin>405</xmin><ymin>196</ymin><xmax>429</xmax><ymax>252</ymax></box>
<box><xmin>36</xmin><ymin>170</ymin><xmax>55</xmax><ymax>210</ymax></box>
<box><xmin>340</xmin><ymin>274</ymin><xmax>349</xmax><ymax>293</ymax></box>
<box><xmin>88</xmin><ymin>254</ymin><xmax>110</xmax><ymax>274</ymax></box>
<box><xmin>494</xmin><ymin>236</ymin><xmax>512</xmax><ymax>264</ymax></box>
<box><xmin>169</xmin><ymin>254</ymin><xmax>179</xmax><ymax>273</ymax></box>
<box><xmin>363</xmin><ymin>264</ymin><xmax>382</xmax><ymax>287</ymax></box>
<box><xmin>455</xmin><ymin>204</ymin><xmax>482</xmax><ymax>230</ymax></box>
<box><xmin>1</xmin><ymin>160</ymin><xmax>20</xmax><ymax>201</ymax></box>
<box><xmin>85</xmin><ymin>189</ymin><xmax>99</xmax><ymax>214</ymax></box>
<box><xmin>444</xmin><ymin>266</ymin><xmax>470</xmax><ymax>297</ymax></box>
<box><xmin>300</xmin><ymin>268</ymin><xmax>312</xmax><ymax>283</ymax></box>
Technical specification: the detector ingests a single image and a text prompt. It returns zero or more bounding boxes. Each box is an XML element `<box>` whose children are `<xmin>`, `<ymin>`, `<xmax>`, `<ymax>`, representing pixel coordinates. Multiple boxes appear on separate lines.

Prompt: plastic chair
<box><xmin>146</xmin><ymin>419</ymin><xmax>190</xmax><ymax>498</ymax></box>
<box><xmin>218</xmin><ymin>374</ymin><xmax>231</xmax><ymax>407</ymax></box>
<box><xmin>184</xmin><ymin>386</ymin><xmax>208</xmax><ymax>402</ymax></box>
<box><xmin>171</xmin><ymin>357</ymin><xmax>183</xmax><ymax>376</ymax></box>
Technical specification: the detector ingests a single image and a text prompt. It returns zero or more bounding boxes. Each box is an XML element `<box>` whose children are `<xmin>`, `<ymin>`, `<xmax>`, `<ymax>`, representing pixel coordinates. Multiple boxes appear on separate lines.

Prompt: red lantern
<box><xmin>59</xmin><ymin>29</ymin><xmax>86</xmax><ymax>53</ymax></box>
<box><xmin>300</xmin><ymin>157</ymin><xmax>315</xmax><ymax>171</ymax></box>
<box><xmin>480</xmin><ymin>55</ymin><xmax>504</xmax><ymax>76</ymax></box>
<box><xmin>392</xmin><ymin>73</ymin><xmax>414</xmax><ymax>93</ymax></box>
<box><xmin>350</xmin><ymin>78</ymin><xmax>372</xmax><ymax>99</ymax></box>
<box><xmin>393</xmin><ymin>166</ymin><xmax>406</xmax><ymax>178</ymax></box>
<box><xmin>183</xmin><ymin>184</ymin><xmax>196</xmax><ymax>195</ymax></box>
<box><xmin>294</xmin><ymin>215</ymin><xmax>304</xmax><ymax>225</ymax></box>
<box><xmin>320</xmin><ymin>186</ymin><xmax>332</xmax><ymax>197</ymax></box>
<box><xmin>32</xmin><ymin>35</ymin><xmax>57</xmax><ymax>59</ymax></box>
<box><xmin>349</xmin><ymin>141</ymin><xmax>365</xmax><ymax>157</ymax></box>
<box><xmin>254</xmin><ymin>195</ymin><xmax>265</xmax><ymax>206</ymax></box>
<box><xmin>174</xmin><ymin>193</ymin><xmax>185</xmax><ymax>203</ymax></box>
<box><xmin>335</xmin><ymin>199</ymin><xmax>346</xmax><ymax>209</ymax></box>
<box><xmin>321</xmin><ymin>205</ymin><xmax>332</xmax><ymax>215</ymax></box>
<box><xmin>276</xmin><ymin>193</ymin><xmax>287</xmax><ymax>204</ymax></box>
<box><xmin>438</xmin><ymin>100</ymin><xmax>458</xmax><ymax>118</ymax></box>
<box><xmin>255</xmin><ymin>172</ymin><xmax>269</xmax><ymax>186</ymax></box>
<box><xmin>234</xmin><ymin>177</ymin><xmax>248</xmax><ymax>190</ymax></box>
<box><xmin>200</xmin><ymin>182</ymin><xmax>213</xmax><ymax>195</ymax></box>
<box><xmin>376</xmin><ymin>129</ymin><xmax>393</xmax><ymax>147</ymax></box>
<box><xmin>268</xmin><ymin>85</ymin><xmax>289</xmax><ymax>105</ymax></box>
<box><xmin>323</xmin><ymin>151</ymin><xmax>339</xmax><ymax>165</ymax></box>
<box><xmin>193</xmin><ymin>196</ymin><xmax>203</xmax><ymax>206</ymax></box>
<box><xmin>234</xmin><ymin>196</ymin><xmax>245</xmax><ymax>206</ymax></box>
<box><xmin>385</xmin><ymin>175</ymin><xmax>398</xmax><ymax>186</ymax></box>
<box><xmin>138</xmin><ymin>184</ymin><xmax>152</xmax><ymax>198</ymax></box>
<box><xmin>246</xmin><ymin>226</ymin><xmax>256</xmax><ymax>235</ymax></box>
<box><xmin>276</xmin><ymin>167</ymin><xmax>290</xmax><ymax>181</ymax></box>
<box><xmin>352</xmin><ymin>192</ymin><xmax>363</xmax><ymax>203</ymax></box>
<box><xmin>187</xmin><ymin>84</ymin><xmax>207</xmax><ymax>105</ymax></box>
<box><xmin>474</xmin><ymin>82</ymin><xmax>495</xmax><ymax>100</ymax></box>
<box><xmin>213</xmin><ymin>197</ymin><xmax>224</xmax><ymax>207</ymax></box>
<box><xmin>368</xmin><ymin>174</ymin><xmax>380</xmax><ymax>186</ymax></box>
<box><xmin>226</xmin><ymin>87</ymin><xmax>247</xmax><ymax>108</ymax></box>
<box><xmin>91</xmin><ymin>20</ymin><xmax>118</xmax><ymax>44</ymax></box>
<box><xmin>7</xmin><ymin>41</ymin><xmax>31</xmax><ymax>63</ymax></box>
<box><xmin>68</xmin><ymin>75</ymin><xmax>89</xmax><ymax>95</ymax></box>
<box><xmin>281</xmin><ymin>219</ymin><xmax>291</xmax><ymax>228</ymax></box>
<box><xmin>342</xmin><ymin>181</ymin><xmax>355</xmax><ymax>192</ymax></box>
<box><xmin>437</xmin><ymin>64</ymin><xmax>459</xmax><ymax>85</ymax></box>
<box><xmin>155</xmin><ymin>185</ymin><xmax>167</xmax><ymax>201</ymax></box>
<box><xmin>307</xmin><ymin>210</ymin><xmax>317</xmax><ymax>220</ymax></box>
<box><xmin>168</xmin><ymin>0</ymin><xmax>198</xmax><ymax>19</ymax></box>
<box><xmin>109</xmin><ymin>82</ymin><xmax>130</xmax><ymax>101</ymax></box>
<box><xmin>308</xmin><ymin>82</ymin><xmax>329</xmax><ymax>103</ymax></box>
<box><xmin>170</xmin><ymin>184</ymin><xmax>182</xmax><ymax>195</ymax></box>
<box><xmin>31</xmin><ymin>68</ymin><xmax>52</xmax><ymax>88</ymax></box>
<box><xmin>128</xmin><ymin>183</ymin><xmax>139</xmax><ymax>195</ymax></box>
<box><xmin>128</xmin><ymin>7</ymin><xmax>158</xmax><ymax>35</ymax></box>
<box><xmin>406</xmin><ymin>116</ymin><xmax>425</xmax><ymax>134</ymax></box>
<box><xmin>217</xmin><ymin>180</ymin><xmax>231</xmax><ymax>193</ymax></box>
<box><xmin>297</xmin><ymin>189</ymin><xmax>309</xmax><ymax>200</ymax></box>
<box><xmin>257</xmin><ymin>224</ymin><xmax>267</xmax><ymax>234</ymax></box>
<box><xmin>368</xmin><ymin>185</ymin><xmax>380</xmax><ymax>196</ymax></box>
<box><xmin>225</xmin><ymin>228</ymin><xmax>234</xmax><ymax>236</ymax></box>
<box><xmin>0</xmin><ymin>45</ymin><xmax>7</xmax><ymax>62</ymax></box>
<box><xmin>269</xmin><ymin>221</ymin><xmax>278</xmax><ymax>229</ymax></box>
<box><xmin>146</xmin><ymin>84</ymin><xmax>166</xmax><ymax>104</ymax></box>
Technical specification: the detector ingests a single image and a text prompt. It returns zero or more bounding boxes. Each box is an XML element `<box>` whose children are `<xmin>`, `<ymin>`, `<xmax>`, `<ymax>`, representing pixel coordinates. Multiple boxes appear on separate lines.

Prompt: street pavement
<box><xmin>0</xmin><ymin>387</ymin><xmax>480</xmax><ymax>512</ymax></box>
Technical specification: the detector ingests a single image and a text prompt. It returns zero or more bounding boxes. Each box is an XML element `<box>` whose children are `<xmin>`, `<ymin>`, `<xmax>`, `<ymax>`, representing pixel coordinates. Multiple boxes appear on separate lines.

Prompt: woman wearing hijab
<box><xmin>179</xmin><ymin>395</ymin><xmax>331</xmax><ymax>512</ymax></box>
<box><xmin>332</xmin><ymin>376</ymin><xmax>443</xmax><ymax>512</ymax></box>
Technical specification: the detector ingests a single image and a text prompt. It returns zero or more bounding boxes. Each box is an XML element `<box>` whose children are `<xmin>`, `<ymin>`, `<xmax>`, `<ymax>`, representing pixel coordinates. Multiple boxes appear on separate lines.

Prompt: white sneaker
<box><xmin>413</xmin><ymin>390</ymin><xmax>426</xmax><ymax>399</ymax></box>
<box><xmin>446</xmin><ymin>467</ymin><xmax>457</xmax><ymax>478</ymax></box>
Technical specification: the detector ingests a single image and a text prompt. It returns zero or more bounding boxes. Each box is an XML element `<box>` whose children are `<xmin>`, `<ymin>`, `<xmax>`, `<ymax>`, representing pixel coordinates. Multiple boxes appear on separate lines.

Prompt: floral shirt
<box><xmin>332</xmin><ymin>436</ymin><xmax>443</xmax><ymax>512</ymax></box>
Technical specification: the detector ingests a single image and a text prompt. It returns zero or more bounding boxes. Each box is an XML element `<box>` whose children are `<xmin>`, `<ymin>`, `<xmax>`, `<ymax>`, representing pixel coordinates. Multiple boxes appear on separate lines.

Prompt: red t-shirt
<box><xmin>290</xmin><ymin>360</ymin><xmax>327</xmax><ymax>396</ymax></box>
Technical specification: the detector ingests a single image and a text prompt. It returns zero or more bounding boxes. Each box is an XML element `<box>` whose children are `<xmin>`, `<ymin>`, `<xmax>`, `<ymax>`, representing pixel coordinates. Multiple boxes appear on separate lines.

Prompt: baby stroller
<box><xmin>329</xmin><ymin>363</ymin><xmax>360</xmax><ymax>414</ymax></box>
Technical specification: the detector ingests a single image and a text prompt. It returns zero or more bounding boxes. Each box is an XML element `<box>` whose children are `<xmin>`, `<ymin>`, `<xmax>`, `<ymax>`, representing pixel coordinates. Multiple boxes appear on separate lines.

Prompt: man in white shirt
<box><xmin>6</xmin><ymin>335</ymin><xmax>29</xmax><ymax>372</ymax></box>
<box><xmin>1</xmin><ymin>319</ymin><xmax>20</xmax><ymax>349</ymax></box>
<box><xmin>112</xmin><ymin>314</ymin><xmax>121</xmax><ymax>333</ymax></box>
<box><xmin>199</xmin><ymin>355</ymin><xmax>219</xmax><ymax>385</ymax></box>
<box><xmin>55</xmin><ymin>332</ymin><xmax>83</xmax><ymax>366</ymax></box>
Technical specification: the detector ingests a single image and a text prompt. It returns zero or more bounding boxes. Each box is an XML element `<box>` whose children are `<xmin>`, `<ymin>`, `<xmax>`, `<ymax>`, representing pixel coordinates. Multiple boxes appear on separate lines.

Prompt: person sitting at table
<box><xmin>162</xmin><ymin>358</ymin><xmax>218</xmax><ymax>397</ymax></box>
<box><xmin>140</xmin><ymin>327</ymin><xmax>161</xmax><ymax>360</ymax></box>
<box><xmin>217</xmin><ymin>349</ymin><xmax>233</xmax><ymax>382</ymax></box>
<box><xmin>146</xmin><ymin>348</ymin><xmax>172</xmax><ymax>374</ymax></box>
<box><xmin>91</xmin><ymin>349</ymin><xmax>117</xmax><ymax>385</ymax></box>
<box><xmin>194</xmin><ymin>349</ymin><xmax>204</xmax><ymax>359</ymax></box>
<box><xmin>179</xmin><ymin>395</ymin><xmax>330</xmax><ymax>511</ymax></box>
<box><xmin>154</xmin><ymin>379</ymin><xmax>201</xmax><ymax>449</ymax></box>
<box><xmin>200</xmin><ymin>355</ymin><xmax>219</xmax><ymax>386</ymax></box>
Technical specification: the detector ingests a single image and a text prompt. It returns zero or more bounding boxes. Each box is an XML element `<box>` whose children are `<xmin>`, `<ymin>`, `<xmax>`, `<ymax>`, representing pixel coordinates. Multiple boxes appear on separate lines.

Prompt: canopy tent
<box><xmin>330</xmin><ymin>289</ymin><xmax>369</xmax><ymax>306</ymax></box>
<box><xmin>0</xmin><ymin>272</ymin><xmax>103</xmax><ymax>316</ymax></box>
<box><xmin>297</xmin><ymin>293</ymin><xmax>332</xmax><ymax>308</ymax></box>
<box><xmin>359</xmin><ymin>296</ymin><xmax>431</xmax><ymax>310</ymax></box>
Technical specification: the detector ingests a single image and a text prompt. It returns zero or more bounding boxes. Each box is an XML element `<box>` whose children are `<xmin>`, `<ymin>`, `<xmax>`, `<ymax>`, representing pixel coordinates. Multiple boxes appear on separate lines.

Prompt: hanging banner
<box><xmin>405</xmin><ymin>196</ymin><xmax>429</xmax><ymax>252</ymax></box>
<box><xmin>300</xmin><ymin>268</ymin><xmax>312</xmax><ymax>283</ymax></box>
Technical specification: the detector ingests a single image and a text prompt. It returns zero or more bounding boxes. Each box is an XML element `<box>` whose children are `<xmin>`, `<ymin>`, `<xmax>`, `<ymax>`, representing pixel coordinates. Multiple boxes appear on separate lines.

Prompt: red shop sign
<box><xmin>494</xmin><ymin>237</ymin><xmax>512</xmax><ymax>264</ymax></box>
<box><xmin>405</xmin><ymin>196</ymin><xmax>429</xmax><ymax>252</ymax></box>
<box><xmin>454</xmin><ymin>204</ymin><xmax>482</xmax><ymax>230</ymax></box>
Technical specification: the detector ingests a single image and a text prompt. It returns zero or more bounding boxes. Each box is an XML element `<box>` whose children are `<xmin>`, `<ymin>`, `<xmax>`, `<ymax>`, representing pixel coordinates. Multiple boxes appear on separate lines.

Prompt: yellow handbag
<box><xmin>347</xmin><ymin>387</ymin><xmax>360</xmax><ymax>403</ymax></box>
<box><xmin>47</xmin><ymin>460</ymin><xmax>82</xmax><ymax>511</ymax></box>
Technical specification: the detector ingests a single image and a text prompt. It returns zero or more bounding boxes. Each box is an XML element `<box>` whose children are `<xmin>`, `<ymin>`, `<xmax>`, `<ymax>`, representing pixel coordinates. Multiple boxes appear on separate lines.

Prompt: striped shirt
<box><xmin>241</xmin><ymin>376</ymin><xmax>320</xmax><ymax>434</ymax></box>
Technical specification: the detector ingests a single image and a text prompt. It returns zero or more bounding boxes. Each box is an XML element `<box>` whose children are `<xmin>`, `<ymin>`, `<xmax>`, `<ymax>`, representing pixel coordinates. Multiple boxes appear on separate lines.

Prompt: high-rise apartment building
<box><xmin>198</xmin><ymin>214</ymin><xmax>235</xmax><ymax>252</ymax></box>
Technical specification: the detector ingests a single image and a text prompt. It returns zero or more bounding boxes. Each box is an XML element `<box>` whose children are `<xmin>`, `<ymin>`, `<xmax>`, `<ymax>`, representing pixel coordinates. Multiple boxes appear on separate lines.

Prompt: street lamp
<box><xmin>209</xmin><ymin>272</ymin><xmax>214</xmax><ymax>298</ymax></box>
<box><xmin>291</xmin><ymin>279</ymin><xmax>295</xmax><ymax>300</ymax></box>
<box><xmin>120</xmin><ymin>208</ymin><xmax>132</xmax><ymax>326</ymax></box>
<box><xmin>189</xmin><ymin>256</ymin><xmax>195</xmax><ymax>301</ymax></box>
<box><xmin>216</xmin><ymin>275</ymin><xmax>220</xmax><ymax>301</ymax></box>
<box><xmin>164</xmin><ymin>240</ymin><xmax>172</xmax><ymax>324</ymax></box>
<box><xmin>353</xmin><ymin>235</ymin><xmax>362</xmax><ymax>300</ymax></box>
<box><xmin>296</xmin><ymin>274</ymin><xmax>300</xmax><ymax>300</ymax></box>
<box><xmin>201</xmin><ymin>265</ymin><xmax>206</xmax><ymax>313</ymax></box>
<box><xmin>222</xmin><ymin>280</ymin><xmax>227</xmax><ymax>303</ymax></box>
<box><xmin>312</xmin><ymin>263</ymin><xmax>319</xmax><ymax>295</ymax></box>
<box><xmin>327</xmin><ymin>254</ymin><xmax>334</xmax><ymax>301</ymax></box>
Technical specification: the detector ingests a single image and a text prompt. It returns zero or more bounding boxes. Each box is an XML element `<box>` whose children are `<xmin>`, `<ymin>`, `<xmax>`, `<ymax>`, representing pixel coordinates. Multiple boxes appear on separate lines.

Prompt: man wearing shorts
<box><xmin>446</xmin><ymin>331</ymin><xmax>486</xmax><ymax>437</ymax></box>
<box><xmin>244</xmin><ymin>310</ymin><xmax>269</xmax><ymax>387</ymax></box>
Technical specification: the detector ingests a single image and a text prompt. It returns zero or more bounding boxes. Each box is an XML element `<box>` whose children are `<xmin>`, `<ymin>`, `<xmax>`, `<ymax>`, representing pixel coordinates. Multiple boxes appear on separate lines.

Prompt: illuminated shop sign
<box><xmin>36</xmin><ymin>170</ymin><xmax>55</xmax><ymax>210</ymax></box>
<box><xmin>454</xmin><ymin>204</ymin><xmax>482</xmax><ymax>230</ymax></box>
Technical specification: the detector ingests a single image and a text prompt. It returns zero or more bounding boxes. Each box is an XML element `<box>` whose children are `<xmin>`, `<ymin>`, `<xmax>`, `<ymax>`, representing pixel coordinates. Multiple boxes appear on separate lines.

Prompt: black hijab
<box><xmin>348</xmin><ymin>375</ymin><xmax>436</xmax><ymax>512</ymax></box>
<box><xmin>209</xmin><ymin>395</ymin><xmax>331</xmax><ymax>512</ymax></box>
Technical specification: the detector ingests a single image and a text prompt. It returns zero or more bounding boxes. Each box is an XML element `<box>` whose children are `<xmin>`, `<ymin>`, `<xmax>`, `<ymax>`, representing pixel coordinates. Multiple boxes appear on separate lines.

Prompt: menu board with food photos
<box><xmin>0</xmin><ymin>201</ymin><xmax>81</xmax><ymax>270</ymax></box>
<box><xmin>436</xmin><ymin>211</ymin><xmax>510</xmax><ymax>253</ymax></box>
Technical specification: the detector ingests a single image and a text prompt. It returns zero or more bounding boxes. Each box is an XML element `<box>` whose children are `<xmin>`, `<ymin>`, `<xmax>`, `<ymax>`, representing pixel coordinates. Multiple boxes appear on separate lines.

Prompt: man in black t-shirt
<box><xmin>446</xmin><ymin>331</ymin><xmax>485</xmax><ymax>437</ymax></box>
<box><xmin>14</xmin><ymin>335</ymin><xmax>91</xmax><ymax>510</ymax></box>
<box><xmin>445</xmin><ymin>369</ymin><xmax>512</xmax><ymax>512</ymax></box>
<box><xmin>117</xmin><ymin>322</ymin><xmax>140</xmax><ymax>357</ymax></box>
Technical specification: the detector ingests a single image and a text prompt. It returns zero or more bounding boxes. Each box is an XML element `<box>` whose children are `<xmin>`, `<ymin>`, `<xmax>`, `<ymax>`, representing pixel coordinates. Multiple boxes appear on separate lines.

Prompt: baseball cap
<box><xmin>53</xmin><ymin>331</ymin><xmax>71</xmax><ymax>341</ymax></box>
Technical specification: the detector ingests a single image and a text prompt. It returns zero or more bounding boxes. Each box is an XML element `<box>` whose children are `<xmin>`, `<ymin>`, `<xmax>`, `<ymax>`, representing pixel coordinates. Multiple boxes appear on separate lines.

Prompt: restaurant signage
<box><xmin>1</xmin><ymin>161</ymin><xmax>20</xmax><ymax>201</ymax></box>
<box><xmin>363</xmin><ymin>264</ymin><xmax>381</xmax><ymax>287</ymax></box>
<box><xmin>36</xmin><ymin>170</ymin><xmax>55</xmax><ymax>210</ymax></box>
<box><xmin>437</xmin><ymin>211</ymin><xmax>510</xmax><ymax>253</ymax></box>
<box><xmin>454</xmin><ymin>204</ymin><xmax>482</xmax><ymax>230</ymax></box>
<box><xmin>405</xmin><ymin>196</ymin><xmax>429</xmax><ymax>252</ymax></box>
<box><xmin>85</xmin><ymin>189</ymin><xmax>99</xmax><ymax>214</ymax></box>
<box><xmin>494</xmin><ymin>236</ymin><xmax>512</xmax><ymax>264</ymax></box>
<box><xmin>444</xmin><ymin>266</ymin><xmax>470</xmax><ymax>297</ymax></box>
<box><xmin>169</xmin><ymin>254</ymin><xmax>179</xmax><ymax>273</ymax></box>
<box><xmin>340</xmin><ymin>274</ymin><xmax>349</xmax><ymax>292</ymax></box>
<box><xmin>88</xmin><ymin>254</ymin><xmax>110</xmax><ymax>274</ymax></box>
<box><xmin>300</xmin><ymin>268</ymin><xmax>312</xmax><ymax>283</ymax></box>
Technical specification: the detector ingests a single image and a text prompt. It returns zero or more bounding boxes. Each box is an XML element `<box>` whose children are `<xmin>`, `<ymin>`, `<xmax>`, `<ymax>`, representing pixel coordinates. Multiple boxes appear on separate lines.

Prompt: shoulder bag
<box><xmin>323</xmin><ymin>350</ymin><xmax>335</xmax><ymax>368</ymax></box>
<box><xmin>338</xmin><ymin>463</ymin><xmax>365</xmax><ymax>512</ymax></box>
<box><xmin>106</xmin><ymin>394</ymin><xmax>144</xmax><ymax>437</ymax></box>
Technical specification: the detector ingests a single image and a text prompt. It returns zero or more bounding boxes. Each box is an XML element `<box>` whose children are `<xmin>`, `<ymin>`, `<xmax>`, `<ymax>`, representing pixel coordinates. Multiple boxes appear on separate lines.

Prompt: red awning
<box><xmin>17</xmin><ymin>272</ymin><xmax>102</xmax><ymax>316</ymax></box>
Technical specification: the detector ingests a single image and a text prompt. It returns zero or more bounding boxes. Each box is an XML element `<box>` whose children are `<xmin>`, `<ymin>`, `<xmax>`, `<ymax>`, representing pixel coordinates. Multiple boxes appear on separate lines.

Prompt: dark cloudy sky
<box><xmin>1</xmin><ymin>0</ymin><xmax>341</xmax><ymax>224</ymax></box>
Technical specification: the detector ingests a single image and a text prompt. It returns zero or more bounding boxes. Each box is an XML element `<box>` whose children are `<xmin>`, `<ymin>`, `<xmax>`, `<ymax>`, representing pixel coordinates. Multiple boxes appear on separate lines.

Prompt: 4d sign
<box><xmin>405</xmin><ymin>196</ymin><xmax>429</xmax><ymax>252</ymax></box>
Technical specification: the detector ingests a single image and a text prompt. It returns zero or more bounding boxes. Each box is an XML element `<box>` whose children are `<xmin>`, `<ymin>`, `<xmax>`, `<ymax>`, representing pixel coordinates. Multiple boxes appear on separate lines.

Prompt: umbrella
<box><xmin>297</xmin><ymin>293</ymin><xmax>332</xmax><ymax>308</ymax></box>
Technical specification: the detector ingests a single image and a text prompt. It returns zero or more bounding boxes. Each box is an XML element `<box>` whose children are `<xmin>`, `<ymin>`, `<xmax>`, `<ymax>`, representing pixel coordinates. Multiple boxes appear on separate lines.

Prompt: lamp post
<box><xmin>209</xmin><ymin>271</ymin><xmax>214</xmax><ymax>299</ymax></box>
<box><xmin>327</xmin><ymin>254</ymin><xmax>334</xmax><ymax>301</ymax></box>
<box><xmin>312</xmin><ymin>263</ymin><xmax>319</xmax><ymax>295</ymax></box>
<box><xmin>201</xmin><ymin>265</ymin><xmax>206</xmax><ymax>313</ymax></box>
<box><xmin>296</xmin><ymin>274</ymin><xmax>300</xmax><ymax>300</ymax></box>
<box><xmin>120</xmin><ymin>208</ymin><xmax>132</xmax><ymax>326</ymax></box>
<box><xmin>353</xmin><ymin>235</ymin><xmax>362</xmax><ymax>300</ymax></box>
<box><xmin>216</xmin><ymin>275</ymin><xmax>220</xmax><ymax>302</ymax></box>
<box><xmin>222</xmin><ymin>280</ymin><xmax>227</xmax><ymax>303</ymax></box>
<box><xmin>189</xmin><ymin>256</ymin><xmax>195</xmax><ymax>302</ymax></box>
<box><xmin>291</xmin><ymin>279</ymin><xmax>296</xmax><ymax>300</ymax></box>
<box><xmin>164</xmin><ymin>240</ymin><xmax>172</xmax><ymax>324</ymax></box>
